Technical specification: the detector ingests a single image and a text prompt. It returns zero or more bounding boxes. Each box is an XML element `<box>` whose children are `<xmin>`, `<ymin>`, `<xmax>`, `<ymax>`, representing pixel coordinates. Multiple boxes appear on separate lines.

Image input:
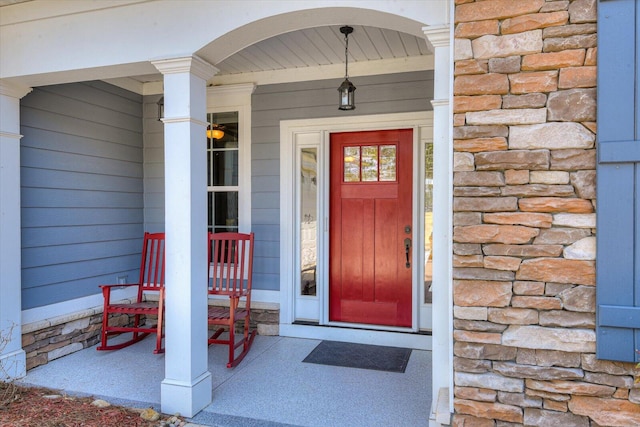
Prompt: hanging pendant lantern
<box><xmin>338</xmin><ymin>26</ymin><xmax>356</xmax><ymax>110</ymax></box>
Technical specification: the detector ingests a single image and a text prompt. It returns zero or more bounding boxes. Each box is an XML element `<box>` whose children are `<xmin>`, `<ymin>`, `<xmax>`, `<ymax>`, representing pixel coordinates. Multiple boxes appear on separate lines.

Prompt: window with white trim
<box><xmin>207</xmin><ymin>111</ymin><xmax>239</xmax><ymax>233</ymax></box>
<box><xmin>205</xmin><ymin>83</ymin><xmax>254</xmax><ymax>234</ymax></box>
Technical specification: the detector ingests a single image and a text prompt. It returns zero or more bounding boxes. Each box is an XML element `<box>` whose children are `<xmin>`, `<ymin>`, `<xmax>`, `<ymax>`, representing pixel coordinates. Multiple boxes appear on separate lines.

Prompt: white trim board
<box><xmin>280</xmin><ymin>323</ymin><xmax>432</xmax><ymax>351</ymax></box>
<box><xmin>21</xmin><ymin>287</ymin><xmax>137</xmax><ymax>327</ymax></box>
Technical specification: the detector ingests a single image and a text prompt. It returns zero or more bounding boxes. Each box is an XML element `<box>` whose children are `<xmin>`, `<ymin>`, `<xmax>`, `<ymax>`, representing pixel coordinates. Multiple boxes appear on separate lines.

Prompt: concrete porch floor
<box><xmin>18</xmin><ymin>334</ymin><xmax>432</xmax><ymax>426</ymax></box>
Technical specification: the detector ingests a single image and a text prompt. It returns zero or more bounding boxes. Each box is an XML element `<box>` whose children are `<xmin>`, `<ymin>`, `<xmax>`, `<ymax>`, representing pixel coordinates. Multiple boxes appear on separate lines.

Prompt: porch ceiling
<box><xmin>108</xmin><ymin>25</ymin><xmax>432</xmax><ymax>93</ymax></box>
<box><xmin>214</xmin><ymin>25</ymin><xmax>430</xmax><ymax>75</ymax></box>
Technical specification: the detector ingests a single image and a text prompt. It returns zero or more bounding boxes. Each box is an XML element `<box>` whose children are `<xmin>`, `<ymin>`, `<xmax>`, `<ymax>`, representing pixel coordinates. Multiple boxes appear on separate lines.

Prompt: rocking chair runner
<box><xmin>207</xmin><ymin>232</ymin><xmax>257</xmax><ymax>368</ymax></box>
<box><xmin>97</xmin><ymin>232</ymin><xmax>165</xmax><ymax>354</ymax></box>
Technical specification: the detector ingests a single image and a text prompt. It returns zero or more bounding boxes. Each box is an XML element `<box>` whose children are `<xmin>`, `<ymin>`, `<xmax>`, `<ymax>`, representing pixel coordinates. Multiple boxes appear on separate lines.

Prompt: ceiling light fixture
<box><xmin>207</xmin><ymin>124</ymin><xmax>225</xmax><ymax>140</ymax></box>
<box><xmin>338</xmin><ymin>26</ymin><xmax>356</xmax><ymax>111</ymax></box>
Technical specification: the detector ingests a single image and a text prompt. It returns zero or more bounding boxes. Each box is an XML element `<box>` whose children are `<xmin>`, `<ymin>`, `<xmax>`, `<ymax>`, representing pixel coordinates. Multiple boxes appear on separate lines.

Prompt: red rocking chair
<box><xmin>97</xmin><ymin>232</ymin><xmax>165</xmax><ymax>354</ymax></box>
<box><xmin>207</xmin><ymin>232</ymin><xmax>257</xmax><ymax>368</ymax></box>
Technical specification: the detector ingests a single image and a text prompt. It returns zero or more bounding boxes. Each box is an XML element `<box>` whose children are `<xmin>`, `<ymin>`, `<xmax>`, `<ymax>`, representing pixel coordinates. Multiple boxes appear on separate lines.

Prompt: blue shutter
<box><xmin>596</xmin><ymin>0</ymin><xmax>640</xmax><ymax>362</ymax></box>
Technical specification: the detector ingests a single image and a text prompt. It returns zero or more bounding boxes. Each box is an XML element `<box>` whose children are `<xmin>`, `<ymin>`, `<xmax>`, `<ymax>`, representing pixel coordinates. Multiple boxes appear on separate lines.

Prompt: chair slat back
<box><xmin>208</xmin><ymin>232</ymin><xmax>254</xmax><ymax>296</ymax></box>
<box><xmin>138</xmin><ymin>232</ymin><xmax>166</xmax><ymax>298</ymax></box>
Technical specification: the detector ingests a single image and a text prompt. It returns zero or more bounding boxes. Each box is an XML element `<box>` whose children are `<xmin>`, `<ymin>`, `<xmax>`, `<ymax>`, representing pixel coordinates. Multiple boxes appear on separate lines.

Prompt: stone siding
<box><xmin>22</xmin><ymin>311</ymin><xmax>121</xmax><ymax>371</ymax></box>
<box><xmin>453</xmin><ymin>0</ymin><xmax>640</xmax><ymax>425</ymax></box>
<box><xmin>22</xmin><ymin>303</ymin><xmax>279</xmax><ymax>371</ymax></box>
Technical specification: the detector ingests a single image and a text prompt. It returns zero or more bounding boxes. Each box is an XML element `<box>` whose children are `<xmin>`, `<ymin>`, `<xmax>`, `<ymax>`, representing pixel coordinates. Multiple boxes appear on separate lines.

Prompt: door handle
<box><xmin>404</xmin><ymin>238</ymin><xmax>412</xmax><ymax>269</ymax></box>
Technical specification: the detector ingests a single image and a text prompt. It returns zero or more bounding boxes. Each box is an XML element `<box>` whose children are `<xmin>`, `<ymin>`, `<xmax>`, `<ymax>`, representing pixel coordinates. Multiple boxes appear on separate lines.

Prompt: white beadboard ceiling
<box><xmin>124</xmin><ymin>25</ymin><xmax>431</xmax><ymax>90</ymax></box>
<box><xmin>216</xmin><ymin>25</ymin><xmax>430</xmax><ymax>75</ymax></box>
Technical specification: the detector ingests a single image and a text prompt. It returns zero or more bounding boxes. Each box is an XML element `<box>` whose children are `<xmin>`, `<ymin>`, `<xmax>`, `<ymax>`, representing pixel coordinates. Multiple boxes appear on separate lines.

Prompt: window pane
<box><xmin>424</xmin><ymin>142</ymin><xmax>434</xmax><ymax>304</ymax></box>
<box><xmin>380</xmin><ymin>145</ymin><xmax>397</xmax><ymax>181</ymax></box>
<box><xmin>208</xmin><ymin>191</ymin><xmax>238</xmax><ymax>233</ymax></box>
<box><xmin>207</xmin><ymin>111</ymin><xmax>238</xmax><ymax>149</ymax></box>
<box><xmin>344</xmin><ymin>146</ymin><xmax>360</xmax><ymax>182</ymax></box>
<box><xmin>209</xmin><ymin>151</ymin><xmax>238</xmax><ymax>186</ymax></box>
<box><xmin>208</xmin><ymin>111</ymin><xmax>239</xmax><ymax>187</ymax></box>
<box><xmin>361</xmin><ymin>146</ymin><xmax>378</xmax><ymax>182</ymax></box>
<box><xmin>300</xmin><ymin>148</ymin><xmax>317</xmax><ymax>296</ymax></box>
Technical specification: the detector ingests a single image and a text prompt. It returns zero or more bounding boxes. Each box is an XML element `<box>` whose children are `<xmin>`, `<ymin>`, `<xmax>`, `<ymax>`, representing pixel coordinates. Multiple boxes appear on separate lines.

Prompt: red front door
<box><xmin>329</xmin><ymin>129</ymin><xmax>413</xmax><ymax>327</ymax></box>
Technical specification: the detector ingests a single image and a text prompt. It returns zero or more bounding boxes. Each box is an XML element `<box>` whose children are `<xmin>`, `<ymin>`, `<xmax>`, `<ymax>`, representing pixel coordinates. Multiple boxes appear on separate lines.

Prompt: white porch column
<box><xmin>423</xmin><ymin>23</ymin><xmax>454</xmax><ymax>427</ymax></box>
<box><xmin>153</xmin><ymin>56</ymin><xmax>218</xmax><ymax>417</ymax></box>
<box><xmin>0</xmin><ymin>81</ymin><xmax>32</xmax><ymax>380</ymax></box>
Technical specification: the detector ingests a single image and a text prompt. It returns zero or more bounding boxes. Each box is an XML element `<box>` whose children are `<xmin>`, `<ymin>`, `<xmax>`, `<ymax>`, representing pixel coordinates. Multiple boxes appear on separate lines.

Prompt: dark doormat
<box><xmin>302</xmin><ymin>340</ymin><xmax>412</xmax><ymax>373</ymax></box>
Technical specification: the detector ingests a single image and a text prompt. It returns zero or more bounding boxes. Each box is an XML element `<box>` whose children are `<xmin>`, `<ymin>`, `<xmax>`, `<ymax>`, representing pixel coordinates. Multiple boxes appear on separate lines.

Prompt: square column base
<box><xmin>161</xmin><ymin>371</ymin><xmax>212</xmax><ymax>417</ymax></box>
<box><xmin>0</xmin><ymin>349</ymin><xmax>26</xmax><ymax>381</ymax></box>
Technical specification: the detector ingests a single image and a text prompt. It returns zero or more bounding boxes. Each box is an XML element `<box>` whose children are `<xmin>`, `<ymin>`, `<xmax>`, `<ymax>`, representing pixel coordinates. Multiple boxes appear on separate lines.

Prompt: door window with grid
<box><xmin>207</xmin><ymin>111</ymin><xmax>239</xmax><ymax>233</ymax></box>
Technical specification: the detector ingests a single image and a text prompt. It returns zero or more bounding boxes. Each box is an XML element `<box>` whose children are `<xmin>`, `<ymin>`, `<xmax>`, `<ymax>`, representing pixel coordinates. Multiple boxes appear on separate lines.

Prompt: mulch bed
<box><xmin>0</xmin><ymin>383</ymin><xmax>183</xmax><ymax>427</ymax></box>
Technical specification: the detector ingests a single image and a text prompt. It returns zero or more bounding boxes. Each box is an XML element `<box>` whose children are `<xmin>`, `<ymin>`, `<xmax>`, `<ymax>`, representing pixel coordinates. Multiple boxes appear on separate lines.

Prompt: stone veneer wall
<box><xmin>453</xmin><ymin>0</ymin><xmax>640</xmax><ymax>425</ymax></box>
<box><xmin>22</xmin><ymin>305</ymin><xmax>278</xmax><ymax>371</ymax></box>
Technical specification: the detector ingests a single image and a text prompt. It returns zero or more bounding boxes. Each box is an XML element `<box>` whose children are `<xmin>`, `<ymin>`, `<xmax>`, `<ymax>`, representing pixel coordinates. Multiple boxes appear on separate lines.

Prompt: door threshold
<box><xmin>292</xmin><ymin>320</ymin><xmax>432</xmax><ymax>336</ymax></box>
<box><xmin>282</xmin><ymin>322</ymin><xmax>432</xmax><ymax>350</ymax></box>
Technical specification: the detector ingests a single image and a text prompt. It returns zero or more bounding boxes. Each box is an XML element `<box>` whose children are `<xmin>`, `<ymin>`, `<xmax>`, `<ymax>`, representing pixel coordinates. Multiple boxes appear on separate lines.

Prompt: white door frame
<box><xmin>279</xmin><ymin>111</ymin><xmax>433</xmax><ymax>350</ymax></box>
